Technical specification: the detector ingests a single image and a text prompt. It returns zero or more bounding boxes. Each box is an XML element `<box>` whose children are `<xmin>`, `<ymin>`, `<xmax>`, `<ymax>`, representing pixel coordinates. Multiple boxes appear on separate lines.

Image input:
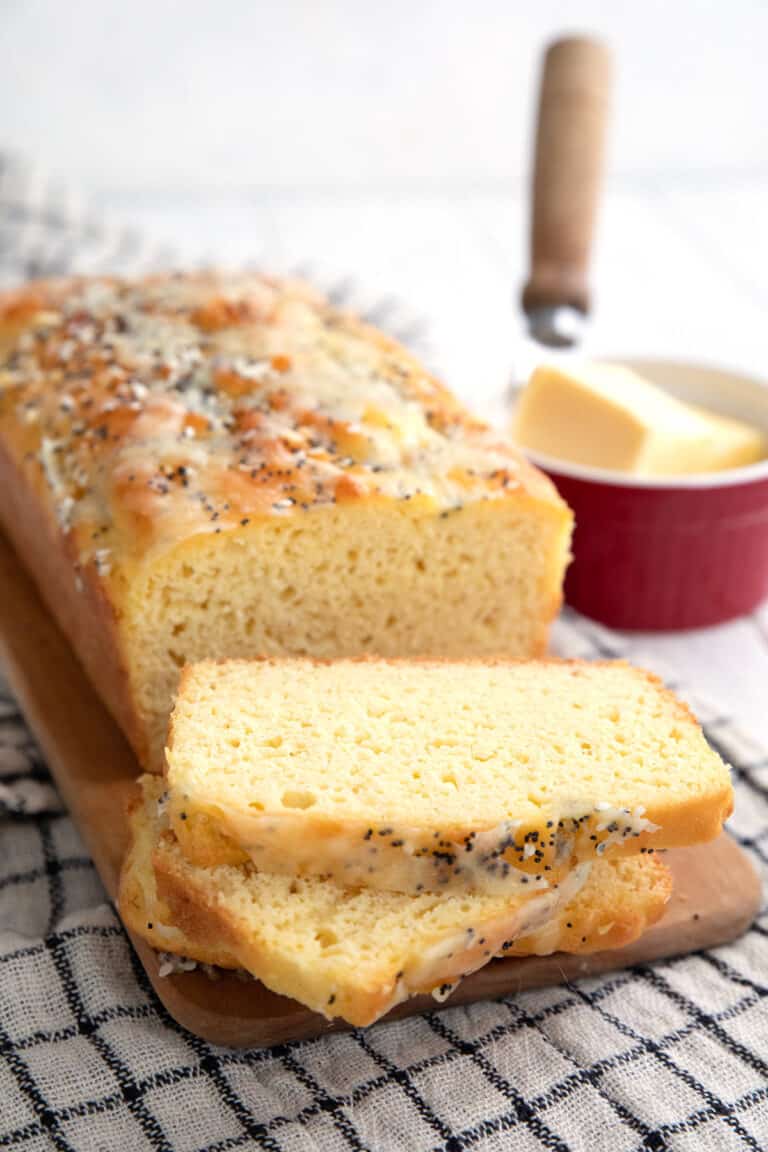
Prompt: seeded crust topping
<box><xmin>0</xmin><ymin>273</ymin><xmax>546</xmax><ymax>579</ymax></box>
<box><xmin>189</xmin><ymin>798</ymin><xmax>661</xmax><ymax>897</ymax></box>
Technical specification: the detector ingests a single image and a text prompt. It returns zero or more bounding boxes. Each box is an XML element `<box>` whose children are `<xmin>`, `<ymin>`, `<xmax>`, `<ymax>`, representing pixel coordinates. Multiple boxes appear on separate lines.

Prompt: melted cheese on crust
<box><xmin>0</xmin><ymin>273</ymin><xmax>559</xmax><ymax>584</ymax></box>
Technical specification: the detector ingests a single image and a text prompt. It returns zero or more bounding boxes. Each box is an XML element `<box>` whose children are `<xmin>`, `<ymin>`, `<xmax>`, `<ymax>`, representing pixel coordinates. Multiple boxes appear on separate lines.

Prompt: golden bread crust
<box><xmin>0</xmin><ymin>432</ymin><xmax>150</xmax><ymax>761</ymax></box>
<box><xmin>508</xmin><ymin>854</ymin><xmax>672</xmax><ymax>955</ymax></box>
<box><xmin>0</xmin><ymin>274</ymin><xmax>565</xmax><ymax>569</ymax></box>
<box><xmin>117</xmin><ymin>789</ymin><xmax>239</xmax><ymax>966</ymax></box>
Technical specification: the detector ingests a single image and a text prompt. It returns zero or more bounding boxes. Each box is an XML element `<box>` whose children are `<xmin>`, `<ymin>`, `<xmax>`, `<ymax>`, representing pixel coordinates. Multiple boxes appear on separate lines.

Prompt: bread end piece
<box><xmin>120</xmin><ymin>776</ymin><xmax>673</xmax><ymax>1027</ymax></box>
<box><xmin>166</xmin><ymin>657</ymin><xmax>732</xmax><ymax>893</ymax></box>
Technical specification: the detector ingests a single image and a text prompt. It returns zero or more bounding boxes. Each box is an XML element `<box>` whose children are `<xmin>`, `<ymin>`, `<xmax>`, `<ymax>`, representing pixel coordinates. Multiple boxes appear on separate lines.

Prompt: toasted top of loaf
<box><xmin>120</xmin><ymin>777</ymin><xmax>671</xmax><ymax>1026</ymax></box>
<box><xmin>166</xmin><ymin>658</ymin><xmax>732</xmax><ymax>895</ymax></box>
<box><xmin>0</xmin><ymin>273</ymin><xmax>564</xmax><ymax>577</ymax></box>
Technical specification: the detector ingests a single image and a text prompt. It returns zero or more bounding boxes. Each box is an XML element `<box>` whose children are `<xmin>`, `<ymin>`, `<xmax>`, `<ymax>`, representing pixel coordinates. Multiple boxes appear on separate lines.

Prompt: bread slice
<box><xmin>166</xmin><ymin>658</ymin><xmax>731</xmax><ymax>895</ymax></box>
<box><xmin>507</xmin><ymin>855</ymin><xmax>673</xmax><ymax>957</ymax></box>
<box><xmin>124</xmin><ymin>779</ymin><xmax>593</xmax><ymax>1025</ymax></box>
<box><xmin>0</xmin><ymin>275</ymin><xmax>571</xmax><ymax>772</ymax></box>
<box><xmin>119</xmin><ymin>776</ymin><xmax>239</xmax><ymax>969</ymax></box>
<box><xmin>119</xmin><ymin>777</ymin><xmax>672</xmax><ymax>1025</ymax></box>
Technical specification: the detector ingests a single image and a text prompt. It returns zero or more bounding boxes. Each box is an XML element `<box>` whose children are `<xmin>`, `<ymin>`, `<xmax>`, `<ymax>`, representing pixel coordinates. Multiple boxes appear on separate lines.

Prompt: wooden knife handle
<box><xmin>521</xmin><ymin>36</ymin><xmax>612</xmax><ymax>317</ymax></box>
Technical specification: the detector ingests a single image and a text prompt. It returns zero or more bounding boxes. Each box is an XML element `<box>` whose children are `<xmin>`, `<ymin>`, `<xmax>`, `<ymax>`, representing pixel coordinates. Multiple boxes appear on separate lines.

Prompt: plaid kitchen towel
<box><xmin>1</xmin><ymin>157</ymin><xmax>767</xmax><ymax>1151</ymax></box>
<box><xmin>1</xmin><ymin>614</ymin><xmax>766</xmax><ymax>1152</ymax></box>
<box><xmin>0</xmin><ymin>154</ymin><xmax>174</xmax><ymax>287</ymax></box>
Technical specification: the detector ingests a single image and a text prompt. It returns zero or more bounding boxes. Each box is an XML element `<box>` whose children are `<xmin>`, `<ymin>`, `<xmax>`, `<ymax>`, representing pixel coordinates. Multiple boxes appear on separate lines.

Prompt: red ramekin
<box><xmin>525</xmin><ymin>359</ymin><xmax>768</xmax><ymax>630</ymax></box>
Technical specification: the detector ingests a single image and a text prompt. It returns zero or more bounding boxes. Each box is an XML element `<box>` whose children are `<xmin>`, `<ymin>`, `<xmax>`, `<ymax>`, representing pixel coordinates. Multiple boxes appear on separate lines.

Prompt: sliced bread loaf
<box><xmin>166</xmin><ymin>658</ymin><xmax>731</xmax><ymax>895</ymax></box>
<box><xmin>120</xmin><ymin>778</ymin><xmax>672</xmax><ymax>1025</ymax></box>
<box><xmin>0</xmin><ymin>275</ymin><xmax>571</xmax><ymax>773</ymax></box>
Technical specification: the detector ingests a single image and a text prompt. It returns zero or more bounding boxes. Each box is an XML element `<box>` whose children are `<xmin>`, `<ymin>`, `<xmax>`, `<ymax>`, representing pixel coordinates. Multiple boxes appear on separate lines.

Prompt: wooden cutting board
<box><xmin>0</xmin><ymin>529</ymin><xmax>761</xmax><ymax>1048</ymax></box>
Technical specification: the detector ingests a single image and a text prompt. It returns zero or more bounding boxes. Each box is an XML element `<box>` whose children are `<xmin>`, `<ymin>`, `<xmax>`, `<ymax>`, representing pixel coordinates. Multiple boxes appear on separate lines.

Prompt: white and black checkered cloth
<box><xmin>1</xmin><ymin>156</ymin><xmax>767</xmax><ymax>1151</ymax></box>
<box><xmin>0</xmin><ymin>153</ymin><xmax>428</xmax><ymax>353</ymax></box>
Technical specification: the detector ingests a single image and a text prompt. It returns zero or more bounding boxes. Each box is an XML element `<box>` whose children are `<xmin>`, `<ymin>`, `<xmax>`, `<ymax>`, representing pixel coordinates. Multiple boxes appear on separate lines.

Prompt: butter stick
<box><xmin>513</xmin><ymin>361</ymin><xmax>765</xmax><ymax>475</ymax></box>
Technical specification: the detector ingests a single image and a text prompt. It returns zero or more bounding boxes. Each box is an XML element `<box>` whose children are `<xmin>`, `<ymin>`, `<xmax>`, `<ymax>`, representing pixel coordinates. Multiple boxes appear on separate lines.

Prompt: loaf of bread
<box><xmin>119</xmin><ymin>777</ymin><xmax>672</xmax><ymax>1025</ymax></box>
<box><xmin>166</xmin><ymin>657</ymin><xmax>732</xmax><ymax>894</ymax></box>
<box><xmin>0</xmin><ymin>274</ymin><xmax>572</xmax><ymax>770</ymax></box>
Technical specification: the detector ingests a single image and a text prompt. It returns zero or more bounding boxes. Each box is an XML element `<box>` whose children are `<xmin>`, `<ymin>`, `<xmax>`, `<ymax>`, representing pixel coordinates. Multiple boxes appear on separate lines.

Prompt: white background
<box><xmin>3</xmin><ymin>0</ymin><xmax>768</xmax><ymax>190</ymax></box>
<box><xmin>2</xmin><ymin>0</ymin><xmax>767</xmax><ymax>740</ymax></box>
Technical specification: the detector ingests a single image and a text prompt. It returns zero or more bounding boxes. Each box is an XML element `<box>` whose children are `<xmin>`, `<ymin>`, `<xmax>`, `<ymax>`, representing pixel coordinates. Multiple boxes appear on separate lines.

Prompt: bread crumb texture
<box><xmin>166</xmin><ymin>658</ymin><xmax>732</xmax><ymax>893</ymax></box>
<box><xmin>0</xmin><ymin>273</ymin><xmax>571</xmax><ymax>767</ymax></box>
<box><xmin>120</xmin><ymin>777</ymin><xmax>671</xmax><ymax>1025</ymax></box>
